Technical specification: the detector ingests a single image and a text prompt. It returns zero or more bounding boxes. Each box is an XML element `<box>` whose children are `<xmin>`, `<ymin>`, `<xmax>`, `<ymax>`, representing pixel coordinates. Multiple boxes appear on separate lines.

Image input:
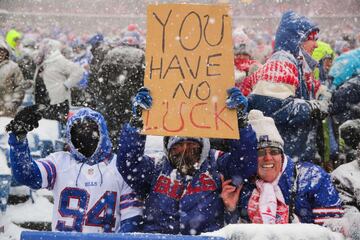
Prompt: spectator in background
<box><xmin>222</xmin><ymin>110</ymin><xmax>344</xmax><ymax>225</ymax></box>
<box><xmin>71</xmin><ymin>40</ymin><xmax>92</xmax><ymax>106</ymax></box>
<box><xmin>233</xmin><ymin>30</ymin><xmax>261</xmax><ymax>86</ymax></box>
<box><xmin>329</xmin><ymin>48</ymin><xmax>360</xmax><ymax>90</ymax></box>
<box><xmin>87</xmin><ymin>39</ymin><xmax>145</xmax><ymax>150</ymax></box>
<box><xmin>239</xmin><ymin>11</ymin><xmax>329</xmax><ymax>163</ymax></box>
<box><xmin>312</xmin><ymin>40</ymin><xmax>335</xmax><ymax>86</ymax></box>
<box><xmin>251</xmin><ymin>34</ymin><xmax>272</xmax><ymax>64</ymax></box>
<box><xmin>331</xmin><ymin>119</ymin><xmax>360</xmax><ymax>214</ymax></box>
<box><xmin>33</xmin><ymin>38</ymin><xmax>84</xmax><ymax>123</ymax></box>
<box><xmin>5</xmin><ymin>29</ymin><xmax>22</xmax><ymax>60</ymax></box>
<box><xmin>312</xmin><ymin>41</ymin><xmax>338</xmax><ymax>171</ymax></box>
<box><xmin>0</xmin><ymin>37</ymin><xmax>30</xmax><ymax>117</ymax></box>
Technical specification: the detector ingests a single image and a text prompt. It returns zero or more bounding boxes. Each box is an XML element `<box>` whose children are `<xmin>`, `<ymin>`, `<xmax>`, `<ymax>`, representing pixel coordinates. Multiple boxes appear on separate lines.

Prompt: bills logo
<box><xmin>259</xmin><ymin>135</ymin><xmax>270</xmax><ymax>142</ymax></box>
<box><xmin>154</xmin><ymin>173</ymin><xmax>216</xmax><ymax>200</ymax></box>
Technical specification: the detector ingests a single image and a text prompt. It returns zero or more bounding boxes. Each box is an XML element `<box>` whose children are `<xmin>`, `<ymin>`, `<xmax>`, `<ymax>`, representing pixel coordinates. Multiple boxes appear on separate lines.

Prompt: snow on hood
<box><xmin>163</xmin><ymin>136</ymin><xmax>211</xmax><ymax>173</ymax></box>
<box><xmin>66</xmin><ymin>107</ymin><xmax>113</xmax><ymax>165</ymax></box>
<box><xmin>35</xmin><ymin>38</ymin><xmax>63</xmax><ymax>64</ymax></box>
<box><xmin>275</xmin><ymin>11</ymin><xmax>319</xmax><ymax>57</ymax></box>
<box><xmin>103</xmin><ymin>45</ymin><xmax>144</xmax><ymax>68</ymax></box>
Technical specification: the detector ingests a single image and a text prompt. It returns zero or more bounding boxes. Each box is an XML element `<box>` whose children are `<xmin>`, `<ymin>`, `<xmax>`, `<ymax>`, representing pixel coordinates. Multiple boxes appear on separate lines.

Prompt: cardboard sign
<box><xmin>143</xmin><ymin>3</ymin><xmax>239</xmax><ymax>139</ymax></box>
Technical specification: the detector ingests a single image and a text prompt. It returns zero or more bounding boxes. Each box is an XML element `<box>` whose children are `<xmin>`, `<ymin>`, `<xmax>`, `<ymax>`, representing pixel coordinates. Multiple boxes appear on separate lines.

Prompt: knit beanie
<box><xmin>165</xmin><ymin>136</ymin><xmax>203</xmax><ymax>151</ymax></box>
<box><xmin>248</xmin><ymin>110</ymin><xmax>284</xmax><ymax>150</ymax></box>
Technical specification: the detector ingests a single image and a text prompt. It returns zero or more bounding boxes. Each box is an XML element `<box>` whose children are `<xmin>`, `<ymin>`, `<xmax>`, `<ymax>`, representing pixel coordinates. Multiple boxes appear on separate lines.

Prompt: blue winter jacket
<box><xmin>236</xmin><ymin>157</ymin><xmax>343</xmax><ymax>224</ymax></box>
<box><xmin>229</xmin><ymin>127</ymin><xmax>343</xmax><ymax>224</ymax></box>
<box><xmin>329</xmin><ymin>48</ymin><xmax>360</xmax><ymax>88</ymax></box>
<box><xmin>117</xmin><ymin>123</ymin><xmax>258</xmax><ymax>235</ymax></box>
<box><xmin>248</xmin><ymin>94</ymin><xmax>317</xmax><ymax>162</ymax></box>
<box><xmin>247</xmin><ymin>11</ymin><xmax>320</xmax><ymax>162</ymax></box>
<box><xmin>331</xmin><ymin>75</ymin><xmax>360</xmax><ymax>125</ymax></box>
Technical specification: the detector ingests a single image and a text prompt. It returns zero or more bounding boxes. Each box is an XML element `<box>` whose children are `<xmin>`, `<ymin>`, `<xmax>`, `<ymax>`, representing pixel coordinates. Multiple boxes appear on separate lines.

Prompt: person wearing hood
<box><xmin>116</xmin><ymin>87</ymin><xmax>258</xmax><ymax>235</ymax></box>
<box><xmin>331</xmin><ymin>120</ymin><xmax>360</xmax><ymax>214</ymax></box>
<box><xmin>71</xmin><ymin>40</ymin><xmax>92</xmax><ymax>106</ymax></box>
<box><xmin>238</xmin><ymin>11</ymin><xmax>330</xmax><ymax>163</ymax></box>
<box><xmin>86</xmin><ymin>42</ymin><xmax>145</xmax><ymax>150</ymax></box>
<box><xmin>6</xmin><ymin>106</ymin><xmax>143</xmax><ymax>233</ymax></box>
<box><xmin>329</xmin><ymin>47</ymin><xmax>360</xmax><ymax>90</ymax></box>
<box><xmin>311</xmin><ymin>41</ymin><xmax>339</xmax><ymax>171</ymax></box>
<box><xmin>33</xmin><ymin>38</ymin><xmax>84</xmax><ymax>122</ymax></box>
<box><xmin>232</xmin><ymin>30</ymin><xmax>261</xmax><ymax>86</ymax></box>
<box><xmin>5</xmin><ymin>29</ymin><xmax>22</xmax><ymax>60</ymax></box>
<box><xmin>0</xmin><ymin>37</ymin><xmax>30</xmax><ymax>117</ymax></box>
<box><xmin>312</xmin><ymin>40</ymin><xmax>335</xmax><ymax>86</ymax></box>
<box><xmin>222</xmin><ymin>110</ymin><xmax>343</xmax><ymax>225</ymax></box>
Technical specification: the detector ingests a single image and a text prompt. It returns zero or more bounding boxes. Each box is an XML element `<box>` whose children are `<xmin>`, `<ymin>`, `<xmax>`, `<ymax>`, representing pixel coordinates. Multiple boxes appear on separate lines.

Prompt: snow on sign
<box><xmin>143</xmin><ymin>4</ymin><xmax>239</xmax><ymax>139</ymax></box>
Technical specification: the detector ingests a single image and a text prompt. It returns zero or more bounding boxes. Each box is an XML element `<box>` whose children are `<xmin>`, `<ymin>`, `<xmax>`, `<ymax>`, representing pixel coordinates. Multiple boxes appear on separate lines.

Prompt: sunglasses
<box><xmin>258</xmin><ymin>147</ymin><xmax>282</xmax><ymax>158</ymax></box>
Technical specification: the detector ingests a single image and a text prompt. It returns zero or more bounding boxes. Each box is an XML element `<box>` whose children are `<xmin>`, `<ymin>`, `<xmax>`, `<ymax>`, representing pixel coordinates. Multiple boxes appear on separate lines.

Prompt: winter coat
<box><xmin>8</xmin><ymin>108</ymin><xmax>142</xmax><ymax>233</ymax></box>
<box><xmin>248</xmin><ymin>94</ymin><xmax>318</xmax><ymax>162</ymax></box>
<box><xmin>35</xmin><ymin>39</ymin><xmax>83</xmax><ymax>105</ymax></box>
<box><xmin>88</xmin><ymin>45</ymin><xmax>145</xmax><ymax>149</ymax></box>
<box><xmin>331</xmin><ymin>75</ymin><xmax>360</xmax><ymax>125</ymax></box>
<box><xmin>0</xmin><ymin>40</ymin><xmax>28</xmax><ymax>117</ymax></box>
<box><xmin>117</xmin><ymin>123</ymin><xmax>258</xmax><ymax>235</ymax></box>
<box><xmin>331</xmin><ymin>158</ymin><xmax>360</xmax><ymax>214</ymax></box>
<box><xmin>329</xmin><ymin>48</ymin><xmax>360</xmax><ymax>89</ymax></box>
<box><xmin>241</xmin><ymin>11</ymin><xmax>321</xmax><ymax>99</ymax></box>
<box><xmin>239</xmin><ymin>11</ymin><xmax>323</xmax><ymax>162</ymax></box>
<box><xmin>230</xmin><ymin>127</ymin><xmax>343</xmax><ymax>224</ymax></box>
<box><xmin>40</xmin><ymin>50</ymin><xmax>84</xmax><ymax>105</ymax></box>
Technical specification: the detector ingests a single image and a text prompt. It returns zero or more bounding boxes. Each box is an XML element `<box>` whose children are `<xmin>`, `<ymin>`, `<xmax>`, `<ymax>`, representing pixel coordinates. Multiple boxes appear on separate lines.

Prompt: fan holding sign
<box><xmin>116</xmin><ymin>4</ymin><xmax>257</xmax><ymax>235</ymax></box>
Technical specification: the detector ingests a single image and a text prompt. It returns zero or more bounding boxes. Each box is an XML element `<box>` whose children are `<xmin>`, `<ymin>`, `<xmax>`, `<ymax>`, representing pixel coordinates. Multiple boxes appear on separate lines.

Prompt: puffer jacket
<box><xmin>117</xmin><ymin>123</ymin><xmax>258</xmax><ymax>235</ymax></box>
<box><xmin>37</xmin><ymin>39</ymin><xmax>84</xmax><ymax>105</ymax></box>
<box><xmin>0</xmin><ymin>38</ymin><xmax>28</xmax><ymax>117</ymax></box>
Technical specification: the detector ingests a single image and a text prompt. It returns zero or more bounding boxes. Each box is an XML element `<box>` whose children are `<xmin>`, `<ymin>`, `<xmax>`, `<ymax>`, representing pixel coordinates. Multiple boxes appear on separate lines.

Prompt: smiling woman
<box><xmin>221</xmin><ymin>109</ymin><xmax>344</xmax><ymax>225</ymax></box>
<box><xmin>257</xmin><ymin>147</ymin><xmax>283</xmax><ymax>183</ymax></box>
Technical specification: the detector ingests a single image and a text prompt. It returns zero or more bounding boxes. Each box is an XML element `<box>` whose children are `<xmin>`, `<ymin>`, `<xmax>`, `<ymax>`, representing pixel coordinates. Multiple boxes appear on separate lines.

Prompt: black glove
<box><xmin>308</xmin><ymin>100</ymin><xmax>329</xmax><ymax>120</ymax></box>
<box><xmin>6</xmin><ymin>105</ymin><xmax>43</xmax><ymax>139</ymax></box>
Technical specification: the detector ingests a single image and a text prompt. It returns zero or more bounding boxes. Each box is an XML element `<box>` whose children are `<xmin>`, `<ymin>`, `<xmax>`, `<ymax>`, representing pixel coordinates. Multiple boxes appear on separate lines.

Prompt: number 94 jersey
<box><xmin>35</xmin><ymin>152</ymin><xmax>143</xmax><ymax>233</ymax></box>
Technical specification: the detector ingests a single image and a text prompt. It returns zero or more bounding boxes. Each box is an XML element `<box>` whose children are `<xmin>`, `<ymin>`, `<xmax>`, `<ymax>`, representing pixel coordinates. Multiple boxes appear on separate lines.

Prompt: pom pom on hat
<box><xmin>248</xmin><ymin>110</ymin><xmax>284</xmax><ymax>150</ymax></box>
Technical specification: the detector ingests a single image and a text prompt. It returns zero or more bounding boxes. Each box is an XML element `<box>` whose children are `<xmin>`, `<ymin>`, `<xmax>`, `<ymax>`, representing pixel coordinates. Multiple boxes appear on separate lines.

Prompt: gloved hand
<box><xmin>226</xmin><ymin>87</ymin><xmax>248</xmax><ymax>112</ymax></box>
<box><xmin>308</xmin><ymin>99</ymin><xmax>329</xmax><ymax>120</ymax></box>
<box><xmin>130</xmin><ymin>87</ymin><xmax>152</xmax><ymax>128</ymax></box>
<box><xmin>6</xmin><ymin>105</ymin><xmax>43</xmax><ymax>140</ymax></box>
<box><xmin>226</xmin><ymin>87</ymin><xmax>248</xmax><ymax>127</ymax></box>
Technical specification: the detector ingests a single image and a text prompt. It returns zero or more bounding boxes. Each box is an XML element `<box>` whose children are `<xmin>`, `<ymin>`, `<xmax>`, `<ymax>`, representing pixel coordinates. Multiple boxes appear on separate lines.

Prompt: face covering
<box><xmin>71</xmin><ymin>119</ymin><xmax>100</xmax><ymax>158</ymax></box>
<box><xmin>168</xmin><ymin>142</ymin><xmax>202</xmax><ymax>176</ymax></box>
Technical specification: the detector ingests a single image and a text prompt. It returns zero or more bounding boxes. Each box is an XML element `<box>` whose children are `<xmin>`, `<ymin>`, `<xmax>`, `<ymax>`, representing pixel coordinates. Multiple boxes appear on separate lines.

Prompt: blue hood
<box><xmin>66</xmin><ymin>107</ymin><xmax>113</xmax><ymax>165</ymax></box>
<box><xmin>275</xmin><ymin>11</ymin><xmax>319</xmax><ymax>57</ymax></box>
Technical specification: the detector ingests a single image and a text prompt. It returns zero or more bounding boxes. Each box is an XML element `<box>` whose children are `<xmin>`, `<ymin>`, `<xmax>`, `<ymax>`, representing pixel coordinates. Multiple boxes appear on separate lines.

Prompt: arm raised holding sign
<box><xmin>117</xmin><ymin>86</ymin><xmax>257</xmax><ymax>235</ymax></box>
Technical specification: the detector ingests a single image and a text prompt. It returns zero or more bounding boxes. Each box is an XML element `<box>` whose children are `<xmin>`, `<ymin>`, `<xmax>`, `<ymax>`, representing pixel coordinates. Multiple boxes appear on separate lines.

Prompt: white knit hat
<box><xmin>248</xmin><ymin>110</ymin><xmax>284</xmax><ymax>150</ymax></box>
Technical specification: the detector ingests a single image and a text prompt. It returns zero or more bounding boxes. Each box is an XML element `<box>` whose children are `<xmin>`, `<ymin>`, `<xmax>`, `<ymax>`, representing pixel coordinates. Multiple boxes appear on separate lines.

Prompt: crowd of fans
<box><xmin>0</xmin><ymin>7</ymin><xmax>360</xmax><ymax>238</ymax></box>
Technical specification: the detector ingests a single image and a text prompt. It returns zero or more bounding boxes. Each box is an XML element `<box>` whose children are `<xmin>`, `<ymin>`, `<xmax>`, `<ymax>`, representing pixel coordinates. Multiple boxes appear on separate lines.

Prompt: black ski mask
<box><xmin>71</xmin><ymin>118</ymin><xmax>100</xmax><ymax>158</ymax></box>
